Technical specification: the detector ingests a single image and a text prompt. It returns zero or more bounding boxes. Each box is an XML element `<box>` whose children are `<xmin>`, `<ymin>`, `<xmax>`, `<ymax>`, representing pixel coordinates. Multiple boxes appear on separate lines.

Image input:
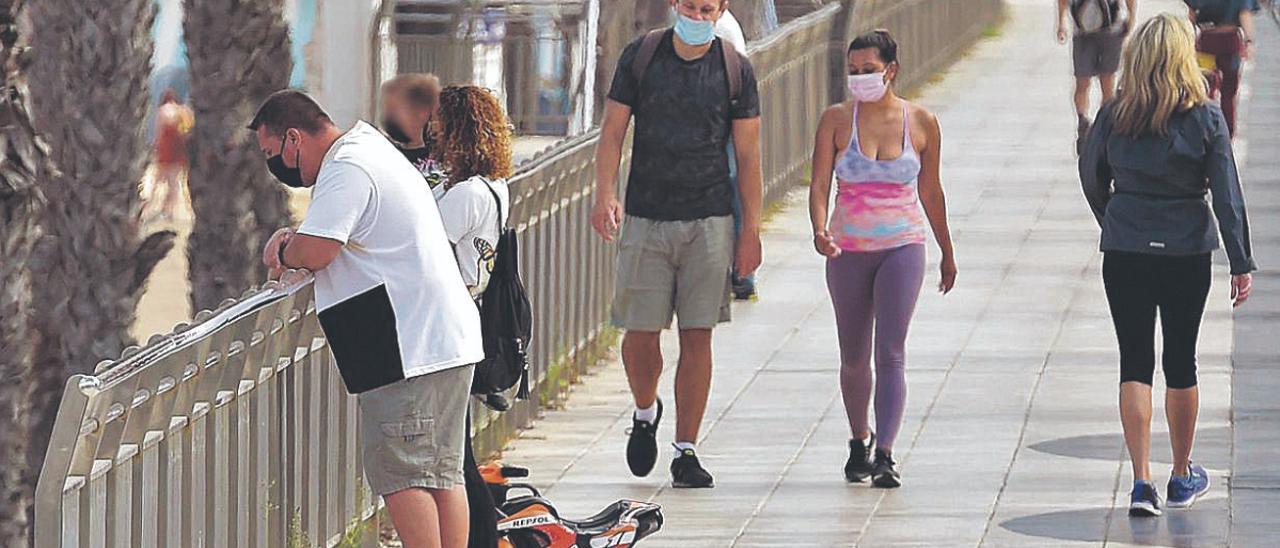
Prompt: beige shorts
<box><xmin>358</xmin><ymin>364</ymin><xmax>474</xmax><ymax>495</ymax></box>
<box><xmin>611</xmin><ymin>215</ymin><xmax>734</xmax><ymax>331</ymax></box>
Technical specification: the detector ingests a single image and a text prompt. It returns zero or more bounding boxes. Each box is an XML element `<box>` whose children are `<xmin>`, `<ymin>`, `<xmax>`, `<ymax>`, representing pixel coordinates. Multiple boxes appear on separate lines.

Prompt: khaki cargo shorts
<box><xmin>358</xmin><ymin>364</ymin><xmax>474</xmax><ymax>495</ymax></box>
<box><xmin>611</xmin><ymin>215</ymin><xmax>734</xmax><ymax>331</ymax></box>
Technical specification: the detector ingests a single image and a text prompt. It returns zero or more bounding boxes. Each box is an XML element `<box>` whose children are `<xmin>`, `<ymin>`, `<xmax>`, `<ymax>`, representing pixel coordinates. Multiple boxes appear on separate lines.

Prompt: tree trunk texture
<box><xmin>183</xmin><ymin>0</ymin><xmax>293</xmax><ymax>311</ymax></box>
<box><xmin>0</xmin><ymin>1</ymin><xmax>50</xmax><ymax>543</ymax></box>
<box><xmin>595</xmin><ymin>0</ymin><xmax>637</xmax><ymax>125</ymax></box>
<box><xmin>729</xmin><ymin>0</ymin><xmax>780</xmax><ymax>41</ymax></box>
<box><xmin>634</xmin><ymin>0</ymin><xmax>673</xmax><ymax>33</ymax></box>
<box><xmin>24</xmin><ymin>0</ymin><xmax>176</xmax><ymax>518</ymax></box>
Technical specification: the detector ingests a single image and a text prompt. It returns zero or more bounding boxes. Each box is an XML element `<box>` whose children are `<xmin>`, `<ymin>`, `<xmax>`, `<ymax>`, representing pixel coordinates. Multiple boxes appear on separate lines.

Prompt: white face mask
<box><xmin>847</xmin><ymin>72</ymin><xmax>889</xmax><ymax>102</ymax></box>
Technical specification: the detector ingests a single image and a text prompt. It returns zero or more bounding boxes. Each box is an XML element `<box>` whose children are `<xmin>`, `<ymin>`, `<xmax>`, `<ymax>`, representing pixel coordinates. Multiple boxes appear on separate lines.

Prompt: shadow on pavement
<box><xmin>1027</xmin><ymin>426</ymin><xmax>1231</xmax><ymax>471</ymax></box>
<box><xmin>1000</xmin><ymin>497</ymin><xmax>1229</xmax><ymax>546</ymax></box>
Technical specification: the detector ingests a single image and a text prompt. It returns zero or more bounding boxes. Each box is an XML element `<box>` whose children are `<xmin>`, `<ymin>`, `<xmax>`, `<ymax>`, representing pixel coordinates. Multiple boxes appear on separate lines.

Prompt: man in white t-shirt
<box><xmin>251</xmin><ymin>90</ymin><xmax>483</xmax><ymax>548</ymax></box>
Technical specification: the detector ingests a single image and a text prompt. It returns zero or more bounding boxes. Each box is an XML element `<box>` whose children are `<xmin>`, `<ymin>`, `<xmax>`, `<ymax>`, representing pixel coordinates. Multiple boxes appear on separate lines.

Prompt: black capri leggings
<box><xmin>1102</xmin><ymin>251</ymin><xmax>1212</xmax><ymax>389</ymax></box>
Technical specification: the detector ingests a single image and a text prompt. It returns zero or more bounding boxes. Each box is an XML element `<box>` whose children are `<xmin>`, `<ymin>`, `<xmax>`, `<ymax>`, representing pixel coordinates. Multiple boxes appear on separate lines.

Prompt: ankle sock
<box><xmin>634</xmin><ymin>402</ymin><xmax>658</xmax><ymax>424</ymax></box>
<box><xmin>673</xmin><ymin>441</ymin><xmax>696</xmax><ymax>458</ymax></box>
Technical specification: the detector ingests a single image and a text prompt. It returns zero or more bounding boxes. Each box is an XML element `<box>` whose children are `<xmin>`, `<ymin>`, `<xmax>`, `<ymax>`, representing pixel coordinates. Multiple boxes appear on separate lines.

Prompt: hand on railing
<box><xmin>263</xmin><ymin>227</ymin><xmax>295</xmax><ymax>271</ymax></box>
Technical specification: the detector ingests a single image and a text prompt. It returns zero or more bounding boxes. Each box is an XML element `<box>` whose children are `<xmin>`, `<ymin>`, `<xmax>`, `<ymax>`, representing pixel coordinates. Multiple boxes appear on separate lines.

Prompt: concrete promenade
<box><xmin>496</xmin><ymin>1</ymin><xmax>1277</xmax><ymax>546</ymax></box>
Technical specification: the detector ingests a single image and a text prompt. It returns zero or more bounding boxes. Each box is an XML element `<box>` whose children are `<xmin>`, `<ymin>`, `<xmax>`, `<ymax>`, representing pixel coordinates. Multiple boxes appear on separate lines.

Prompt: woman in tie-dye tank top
<box><xmin>807</xmin><ymin>30</ymin><xmax>957</xmax><ymax>489</ymax></box>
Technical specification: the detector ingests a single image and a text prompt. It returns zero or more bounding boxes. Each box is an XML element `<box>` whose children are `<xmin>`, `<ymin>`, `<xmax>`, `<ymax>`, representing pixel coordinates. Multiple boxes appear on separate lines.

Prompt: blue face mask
<box><xmin>673</xmin><ymin>12</ymin><xmax>716</xmax><ymax>46</ymax></box>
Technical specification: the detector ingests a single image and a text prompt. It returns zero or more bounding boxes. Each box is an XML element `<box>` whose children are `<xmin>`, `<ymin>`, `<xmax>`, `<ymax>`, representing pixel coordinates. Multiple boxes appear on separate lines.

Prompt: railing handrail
<box><xmin>89</xmin><ymin>274</ymin><xmax>317</xmax><ymax>388</ymax></box>
<box><xmin>748</xmin><ymin>1</ymin><xmax>842</xmax><ymax>55</ymax></box>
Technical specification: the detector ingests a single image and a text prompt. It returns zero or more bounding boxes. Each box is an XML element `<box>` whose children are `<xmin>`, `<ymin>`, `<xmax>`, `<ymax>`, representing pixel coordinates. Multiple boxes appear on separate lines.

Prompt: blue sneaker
<box><xmin>1129</xmin><ymin>480</ymin><xmax>1163</xmax><ymax>517</ymax></box>
<box><xmin>1166</xmin><ymin>463</ymin><xmax>1210</xmax><ymax>509</ymax></box>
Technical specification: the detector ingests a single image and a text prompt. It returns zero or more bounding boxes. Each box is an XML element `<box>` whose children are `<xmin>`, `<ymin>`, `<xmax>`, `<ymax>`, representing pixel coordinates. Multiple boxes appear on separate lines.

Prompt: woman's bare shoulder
<box><xmin>820</xmin><ymin>101</ymin><xmax>853</xmax><ymax>126</ymax></box>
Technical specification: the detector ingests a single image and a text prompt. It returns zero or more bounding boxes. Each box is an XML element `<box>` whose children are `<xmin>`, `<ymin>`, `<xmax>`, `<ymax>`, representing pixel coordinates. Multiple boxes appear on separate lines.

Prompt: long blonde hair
<box><xmin>1113</xmin><ymin>13</ymin><xmax>1208</xmax><ymax>137</ymax></box>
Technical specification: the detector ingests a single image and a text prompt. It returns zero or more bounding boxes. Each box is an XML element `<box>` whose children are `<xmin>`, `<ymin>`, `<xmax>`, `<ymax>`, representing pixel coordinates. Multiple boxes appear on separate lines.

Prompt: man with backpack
<box><xmin>1057</xmin><ymin>0</ymin><xmax>1137</xmax><ymax>150</ymax></box>
<box><xmin>591</xmin><ymin>0</ymin><xmax>763</xmax><ymax>488</ymax></box>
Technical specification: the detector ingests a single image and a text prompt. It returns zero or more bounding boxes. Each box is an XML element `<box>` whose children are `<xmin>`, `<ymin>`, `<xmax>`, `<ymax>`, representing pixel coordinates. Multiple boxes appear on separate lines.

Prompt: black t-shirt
<box><xmin>1185</xmin><ymin>0</ymin><xmax>1258</xmax><ymax>26</ymax></box>
<box><xmin>607</xmin><ymin>30</ymin><xmax>761</xmax><ymax>221</ymax></box>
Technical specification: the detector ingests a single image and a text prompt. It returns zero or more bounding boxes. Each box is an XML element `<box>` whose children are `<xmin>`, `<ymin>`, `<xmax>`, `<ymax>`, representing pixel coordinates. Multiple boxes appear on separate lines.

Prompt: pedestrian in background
<box><xmin>147</xmin><ymin>89</ymin><xmax>194</xmax><ymax>221</ymax></box>
<box><xmin>808</xmin><ymin>30</ymin><xmax>956</xmax><ymax>489</ymax></box>
<box><xmin>381</xmin><ymin>73</ymin><xmax>447</xmax><ymax>186</ymax></box>
<box><xmin>1186</xmin><ymin>0</ymin><xmax>1260</xmax><ymax>136</ymax></box>
<box><xmin>711</xmin><ymin>4</ymin><xmax>761</xmax><ymax>301</ymax></box>
<box><xmin>254</xmin><ymin>90</ymin><xmax>485</xmax><ymax>547</ymax></box>
<box><xmin>1080</xmin><ymin>13</ymin><xmax>1255</xmax><ymax>517</ymax></box>
<box><xmin>1057</xmin><ymin>0</ymin><xmax>1136</xmax><ymax>152</ymax></box>
<box><xmin>592</xmin><ymin>0</ymin><xmax>764</xmax><ymax>489</ymax></box>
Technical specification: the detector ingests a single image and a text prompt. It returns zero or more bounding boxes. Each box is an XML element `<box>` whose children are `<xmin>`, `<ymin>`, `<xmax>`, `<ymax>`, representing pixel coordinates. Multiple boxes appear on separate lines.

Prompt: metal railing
<box><xmin>35</xmin><ymin>1</ymin><xmax>1002</xmax><ymax>546</ymax></box>
<box><xmin>35</xmin><ymin>273</ymin><xmax>376</xmax><ymax>547</ymax></box>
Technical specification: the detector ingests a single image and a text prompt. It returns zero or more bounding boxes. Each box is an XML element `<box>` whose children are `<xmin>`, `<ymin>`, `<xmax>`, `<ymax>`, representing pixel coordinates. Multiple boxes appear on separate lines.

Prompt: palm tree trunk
<box><xmin>0</xmin><ymin>2</ymin><xmax>50</xmax><ymax>542</ymax></box>
<box><xmin>25</xmin><ymin>0</ymin><xmax>176</xmax><ymax>508</ymax></box>
<box><xmin>183</xmin><ymin>0</ymin><xmax>294</xmax><ymax>311</ymax></box>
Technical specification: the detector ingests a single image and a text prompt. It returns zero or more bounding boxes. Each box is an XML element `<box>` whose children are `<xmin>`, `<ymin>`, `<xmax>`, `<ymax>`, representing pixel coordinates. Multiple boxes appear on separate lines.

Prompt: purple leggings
<box><xmin>825</xmin><ymin>244</ymin><xmax>925</xmax><ymax>451</ymax></box>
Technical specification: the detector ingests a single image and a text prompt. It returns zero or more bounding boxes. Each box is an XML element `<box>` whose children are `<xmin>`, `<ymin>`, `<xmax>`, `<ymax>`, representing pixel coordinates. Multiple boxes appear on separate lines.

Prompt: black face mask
<box><xmin>383</xmin><ymin>118</ymin><xmax>412</xmax><ymax>144</ymax></box>
<box><xmin>266</xmin><ymin>134</ymin><xmax>305</xmax><ymax>188</ymax></box>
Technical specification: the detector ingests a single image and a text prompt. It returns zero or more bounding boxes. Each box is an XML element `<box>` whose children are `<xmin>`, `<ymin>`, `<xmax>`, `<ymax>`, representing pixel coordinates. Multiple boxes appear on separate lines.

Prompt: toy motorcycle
<box><xmin>480</xmin><ymin>464</ymin><xmax>664</xmax><ymax>548</ymax></box>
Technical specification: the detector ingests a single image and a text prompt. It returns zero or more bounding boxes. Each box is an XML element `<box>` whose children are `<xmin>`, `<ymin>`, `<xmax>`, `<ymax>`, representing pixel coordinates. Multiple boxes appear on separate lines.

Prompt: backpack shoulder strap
<box><xmin>720</xmin><ymin>38</ymin><xmax>742</xmax><ymax>103</ymax></box>
<box><xmin>478</xmin><ymin>177</ymin><xmax>507</xmax><ymax>232</ymax></box>
<box><xmin>631</xmin><ymin>29</ymin><xmax>669</xmax><ymax>87</ymax></box>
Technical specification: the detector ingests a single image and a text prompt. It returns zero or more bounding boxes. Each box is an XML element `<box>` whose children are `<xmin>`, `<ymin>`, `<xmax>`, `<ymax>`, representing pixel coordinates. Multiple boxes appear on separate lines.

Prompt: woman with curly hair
<box><xmin>435</xmin><ymin>84</ymin><xmax>514</xmax><ymax>295</ymax></box>
<box><xmin>433</xmin><ymin>84</ymin><xmax>513</xmax><ymax>548</ymax></box>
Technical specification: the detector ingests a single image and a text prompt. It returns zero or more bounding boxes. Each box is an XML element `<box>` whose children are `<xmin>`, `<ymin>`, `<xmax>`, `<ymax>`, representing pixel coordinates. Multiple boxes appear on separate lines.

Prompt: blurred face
<box><xmin>380</xmin><ymin>88</ymin><xmax>424</xmax><ymax>145</ymax></box>
<box><xmin>847</xmin><ymin>48</ymin><xmax>896</xmax><ymax>81</ymax></box>
<box><xmin>673</xmin><ymin>0</ymin><xmax>724</xmax><ymax>22</ymax></box>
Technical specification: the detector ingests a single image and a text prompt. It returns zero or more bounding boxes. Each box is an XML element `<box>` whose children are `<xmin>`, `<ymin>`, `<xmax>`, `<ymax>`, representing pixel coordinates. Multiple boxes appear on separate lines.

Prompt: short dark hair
<box><xmin>383</xmin><ymin>73</ymin><xmax>442</xmax><ymax>110</ymax></box>
<box><xmin>848</xmin><ymin>29</ymin><xmax>898</xmax><ymax>64</ymax></box>
<box><xmin>247</xmin><ymin>89</ymin><xmax>334</xmax><ymax>136</ymax></box>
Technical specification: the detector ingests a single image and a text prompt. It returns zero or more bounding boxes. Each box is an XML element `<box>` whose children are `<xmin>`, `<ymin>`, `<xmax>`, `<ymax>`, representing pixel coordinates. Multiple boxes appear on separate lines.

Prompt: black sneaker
<box><xmin>844</xmin><ymin>433</ymin><xmax>875</xmax><ymax>483</ymax></box>
<box><xmin>731</xmin><ymin>275</ymin><xmax>758</xmax><ymax>301</ymax></box>
<box><xmin>871</xmin><ymin>450</ymin><xmax>901</xmax><ymax>488</ymax></box>
<box><xmin>625</xmin><ymin>399</ymin><xmax>662</xmax><ymax>477</ymax></box>
<box><xmin>671</xmin><ymin>447</ymin><xmax>715</xmax><ymax>488</ymax></box>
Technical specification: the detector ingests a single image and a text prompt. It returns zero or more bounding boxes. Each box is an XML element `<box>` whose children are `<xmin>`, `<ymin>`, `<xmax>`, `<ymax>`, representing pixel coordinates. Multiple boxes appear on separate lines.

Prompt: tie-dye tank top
<box><xmin>829</xmin><ymin>102</ymin><xmax>928</xmax><ymax>252</ymax></box>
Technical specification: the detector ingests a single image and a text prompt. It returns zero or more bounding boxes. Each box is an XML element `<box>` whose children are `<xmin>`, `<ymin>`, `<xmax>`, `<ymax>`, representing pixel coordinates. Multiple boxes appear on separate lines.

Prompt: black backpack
<box><xmin>471</xmin><ymin>180</ymin><xmax>533</xmax><ymax>399</ymax></box>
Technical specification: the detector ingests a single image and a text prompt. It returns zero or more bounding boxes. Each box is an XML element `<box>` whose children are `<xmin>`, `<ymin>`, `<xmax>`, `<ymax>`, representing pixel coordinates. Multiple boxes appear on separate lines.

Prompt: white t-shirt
<box><xmin>436</xmin><ymin>176</ymin><xmax>511</xmax><ymax>296</ymax></box>
<box><xmin>297</xmin><ymin>121</ymin><xmax>484</xmax><ymax>393</ymax></box>
<box><xmin>715</xmin><ymin>10</ymin><xmax>748</xmax><ymax>57</ymax></box>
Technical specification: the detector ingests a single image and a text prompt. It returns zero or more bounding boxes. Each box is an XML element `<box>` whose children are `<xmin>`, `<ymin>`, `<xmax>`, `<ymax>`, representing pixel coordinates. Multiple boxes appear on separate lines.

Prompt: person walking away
<box><xmin>592</xmin><ymin>0</ymin><xmax>764</xmax><ymax>489</ymax></box>
<box><xmin>381</xmin><ymin>73</ymin><xmax>448</xmax><ymax>188</ymax></box>
<box><xmin>808</xmin><ymin>30</ymin><xmax>957</xmax><ymax>489</ymax></box>
<box><xmin>1186</xmin><ymin>0</ymin><xmax>1259</xmax><ymax>137</ymax></box>
<box><xmin>432</xmin><ymin>85</ymin><xmax>516</xmax><ymax>548</ymax></box>
<box><xmin>711</xmin><ymin>4</ymin><xmax>760</xmax><ymax>301</ymax></box>
<box><xmin>1079</xmin><ymin>14</ymin><xmax>1255</xmax><ymax>517</ymax></box>
<box><xmin>1057</xmin><ymin>0</ymin><xmax>1136</xmax><ymax>152</ymax></box>
<box><xmin>149</xmin><ymin>89</ymin><xmax>194</xmax><ymax>221</ymax></box>
<box><xmin>253</xmin><ymin>90</ymin><xmax>485</xmax><ymax>547</ymax></box>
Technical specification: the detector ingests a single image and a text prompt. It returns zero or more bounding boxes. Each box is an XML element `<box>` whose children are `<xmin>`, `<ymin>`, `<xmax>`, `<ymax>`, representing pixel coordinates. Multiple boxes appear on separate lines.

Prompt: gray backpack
<box><xmin>1071</xmin><ymin>0</ymin><xmax>1119</xmax><ymax>33</ymax></box>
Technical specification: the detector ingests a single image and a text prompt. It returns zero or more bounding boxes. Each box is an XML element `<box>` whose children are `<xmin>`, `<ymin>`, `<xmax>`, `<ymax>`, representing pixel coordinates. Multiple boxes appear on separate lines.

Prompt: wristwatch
<box><xmin>277</xmin><ymin>241</ymin><xmax>289</xmax><ymax>269</ymax></box>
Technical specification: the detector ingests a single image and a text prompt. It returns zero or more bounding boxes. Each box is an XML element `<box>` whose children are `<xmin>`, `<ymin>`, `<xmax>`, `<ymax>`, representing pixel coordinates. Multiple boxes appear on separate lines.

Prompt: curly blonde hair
<box><xmin>436</xmin><ymin>85</ymin><xmax>514</xmax><ymax>185</ymax></box>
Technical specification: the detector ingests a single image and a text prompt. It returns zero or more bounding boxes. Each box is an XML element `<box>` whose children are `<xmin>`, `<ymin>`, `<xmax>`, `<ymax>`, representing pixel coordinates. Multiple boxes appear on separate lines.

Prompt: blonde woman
<box><xmin>1080</xmin><ymin>13</ymin><xmax>1255</xmax><ymax>517</ymax></box>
